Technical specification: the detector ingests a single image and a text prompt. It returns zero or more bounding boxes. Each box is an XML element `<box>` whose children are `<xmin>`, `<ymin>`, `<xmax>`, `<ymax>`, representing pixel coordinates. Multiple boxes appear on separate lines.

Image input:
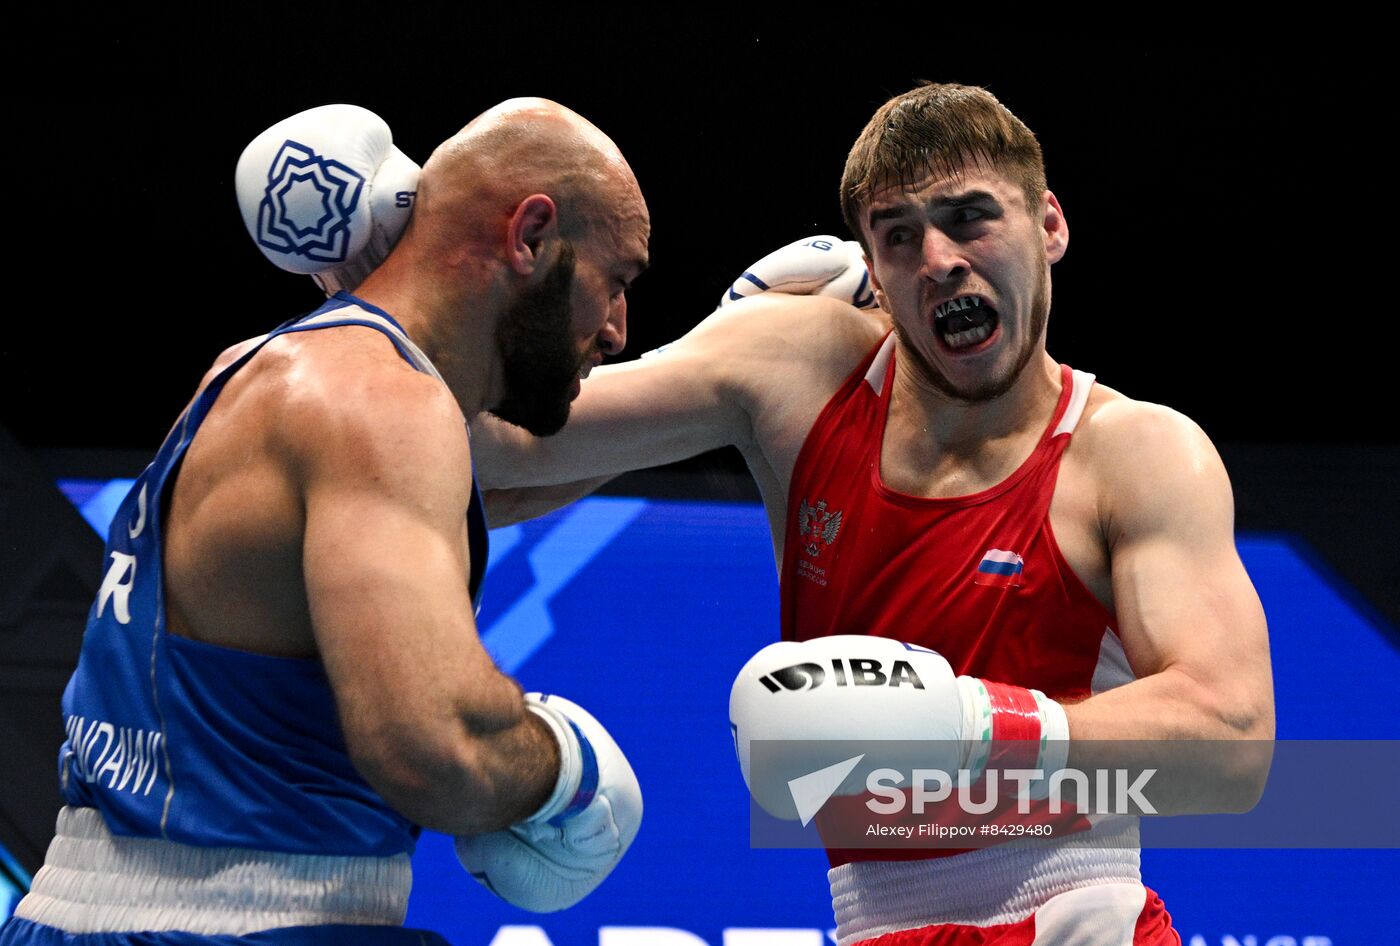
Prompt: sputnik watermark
<box><xmin>751</xmin><ymin>740</ymin><xmax>1400</xmax><ymax>850</ymax></box>
<box><xmin>786</xmin><ymin>754</ymin><xmax>1156</xmax><ymax>827</ymax></box>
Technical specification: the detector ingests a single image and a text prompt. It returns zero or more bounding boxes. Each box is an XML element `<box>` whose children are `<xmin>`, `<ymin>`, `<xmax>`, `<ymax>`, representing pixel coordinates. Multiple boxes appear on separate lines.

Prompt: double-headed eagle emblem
<box><xmin>798</xmin><ymin>499</ymin><xmax>843</xmax><ymax>558</ymax></box>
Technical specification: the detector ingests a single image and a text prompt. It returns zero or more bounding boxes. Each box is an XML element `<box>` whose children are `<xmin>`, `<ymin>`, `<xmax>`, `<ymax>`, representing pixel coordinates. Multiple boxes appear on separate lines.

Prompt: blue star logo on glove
<box><xmin>255</xmin><ymin>139</ymin><xmax>366</xmax><ymax>264</ymax></box>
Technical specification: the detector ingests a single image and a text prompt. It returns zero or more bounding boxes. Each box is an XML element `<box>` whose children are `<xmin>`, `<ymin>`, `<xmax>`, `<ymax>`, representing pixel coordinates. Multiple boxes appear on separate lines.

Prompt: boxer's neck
<box><xmin>356</xmin><ymin>259</ymin><xmax>506</xmax><ymax>420</ymax></box>
<box><xmin>886</xmin><ymin>348</ymin><xmax>1061</xmax><ymax>462</ymax></box>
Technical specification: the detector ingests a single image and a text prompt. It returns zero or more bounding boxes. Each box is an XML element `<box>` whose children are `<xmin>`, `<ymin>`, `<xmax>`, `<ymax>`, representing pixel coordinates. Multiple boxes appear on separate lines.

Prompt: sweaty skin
<box><xmin>472</xmin><ymin>163</ymin><xmax>1273</xmax><ymax>812</ymax></box>
<box><xmin>162</xmin><ymin>98</ymin><xmax>650</xmax><ymax>836</ymax></box>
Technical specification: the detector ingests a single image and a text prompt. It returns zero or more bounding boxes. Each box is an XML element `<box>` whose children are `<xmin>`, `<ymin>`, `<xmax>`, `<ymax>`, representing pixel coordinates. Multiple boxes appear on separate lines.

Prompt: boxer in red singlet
<box><xmin>483</xmin><ymin>83</ymin><xmax>1275</xmax><ymax>945</ymax></box>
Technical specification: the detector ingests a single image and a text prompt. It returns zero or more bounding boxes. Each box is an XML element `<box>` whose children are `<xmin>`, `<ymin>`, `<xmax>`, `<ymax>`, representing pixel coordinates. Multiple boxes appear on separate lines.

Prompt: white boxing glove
<box><xmin>235</xmin><ymin>104</ymin><xmax>420</xmax><ymax>295</ymax></box>
<box><xmin>729</xmin><ymin>636</ymin><xmax>1069</xmax><ymax>822</ymax></box>
<box><xmin>642</xmin><ymin>235</ymin><xmax>879</xmax><ymax>360</ymax></box>
<box><xmin>717</xmin><ymin>235</ymin><xmax>877</xmax><ymax>310</ymax></box>
<box><xmin>455</xmin><ymin>694</ymin><xmax>642</xmax><ymax>912</ymax></box>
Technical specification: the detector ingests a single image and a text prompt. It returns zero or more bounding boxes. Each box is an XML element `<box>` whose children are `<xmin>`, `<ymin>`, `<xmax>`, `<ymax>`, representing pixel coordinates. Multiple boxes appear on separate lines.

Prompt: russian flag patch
<box><xmin>974</xmin><ymin>549</ymin><xmax>1024</xmax><ymax>588</ymax></box>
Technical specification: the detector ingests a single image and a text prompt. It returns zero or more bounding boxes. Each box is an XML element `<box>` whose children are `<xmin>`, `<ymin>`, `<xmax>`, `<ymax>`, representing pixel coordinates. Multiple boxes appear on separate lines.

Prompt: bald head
<box><xmin>357</xmin><ymin>98</ymin><xmax>649</xmax><ymax>426</ymax></box>
<box><xmin>412</xmin><ymin>98</ymin><xmax>646</xmax><ymax>252</ymax></box>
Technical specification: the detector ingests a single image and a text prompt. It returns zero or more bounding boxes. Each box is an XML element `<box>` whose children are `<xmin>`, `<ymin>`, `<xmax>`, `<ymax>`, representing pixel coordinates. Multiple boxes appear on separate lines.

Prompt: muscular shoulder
<box><xmin>235</xmin><ymin>326</ymin><xmax>472</xmax><ymax>506</ymax></box>
<box><xmin>1073</xmin><ymin>383</ymin><xmax>1233</xmax><ymax>542</ymax></box>
<box><xmin>1075</xmin><ymin>384</ymin><xmax>1216</xmax><ymax>473</ymax></box>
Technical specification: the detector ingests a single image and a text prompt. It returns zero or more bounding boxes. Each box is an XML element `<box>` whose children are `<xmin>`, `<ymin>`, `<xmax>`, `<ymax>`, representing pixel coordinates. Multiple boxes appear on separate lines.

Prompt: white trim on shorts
<box><xmin>14</xmin><ymin>807</ymin><xmax>412</xmax><ymax>935</ymax></box>
<box><xmin>828</xmin><ymin>816</ymin><xmax>1143</xmax><ymax>946</ymax></box>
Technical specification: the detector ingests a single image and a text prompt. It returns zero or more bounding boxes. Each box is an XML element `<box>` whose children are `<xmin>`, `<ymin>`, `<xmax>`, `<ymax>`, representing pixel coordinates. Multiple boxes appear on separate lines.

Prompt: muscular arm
<box><xmin>292</xmin><ymin>362</ymin><xmax>558</xmax><ymax>835</ymax></box>
<box><xmin>472</xmin><ymin>305</ymin><xmax>754</xmax><ymax>490</ymax></box>
<box><xmin>472</xmin><ymin>294</ymin><xmax>880</xmax><ymax>512</ymax></box>
<box><xmin>1064</xmin><ymin>403</ymin><xmax>1274</xmax><ymax>810</ymax></box>
<box><xmin>482</xmin><ymin>477</ymin><xmax>617</xmax><ymax>527</ymax></box>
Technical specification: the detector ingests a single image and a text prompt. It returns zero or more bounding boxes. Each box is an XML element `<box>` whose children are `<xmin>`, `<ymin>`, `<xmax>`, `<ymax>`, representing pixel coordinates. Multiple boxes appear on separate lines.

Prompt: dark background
<box><xmin>3</xmin><ymin>18</ymin><xmax>1392</xmax><ymax>449</ymax></box>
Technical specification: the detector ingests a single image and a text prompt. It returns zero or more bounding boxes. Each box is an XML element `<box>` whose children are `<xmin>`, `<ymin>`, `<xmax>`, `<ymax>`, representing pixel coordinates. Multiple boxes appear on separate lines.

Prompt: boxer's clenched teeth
<box><xmin>933</xmin><ymin>296</ymin><xmax>997</xmax><ymax>350</ymax></box>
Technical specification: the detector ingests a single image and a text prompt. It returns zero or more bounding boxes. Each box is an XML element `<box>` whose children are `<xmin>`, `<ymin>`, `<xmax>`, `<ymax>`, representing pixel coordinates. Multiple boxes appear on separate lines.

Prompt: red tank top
<box><xmin>782</xmin><ymin>333</ymin><xmax>1124</xmax><ymax>690</ymax></box>
<box><xmin>781</xmin><ymin>335</ymin><xmax>1135</xmax><ymax>865</ymax></box>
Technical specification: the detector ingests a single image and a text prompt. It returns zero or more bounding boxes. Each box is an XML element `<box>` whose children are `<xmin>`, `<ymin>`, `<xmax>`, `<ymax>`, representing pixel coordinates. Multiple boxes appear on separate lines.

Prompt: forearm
<box><xmin>471</xmin><ymin>353</ymin><xmax>746</xmax><ymax>490</ymax></box>
<box><xmin>1062</xmin><ymin>667</ymin><xmax>1274</xmax><ymax>814</ymax></box>
<box><xmin>349</xmin><ymin>675</ymin><xmax>560</xmax><ymax>835</ymax></box>
<box><xmin>483</xmin><ymin>475</ymin><xmax>618</xmax><ymax>526</ymax></box>
<box><xmin>470</xmin><ymin>413</ymin><xmax>561</xmax><ymax>489</ymax></box>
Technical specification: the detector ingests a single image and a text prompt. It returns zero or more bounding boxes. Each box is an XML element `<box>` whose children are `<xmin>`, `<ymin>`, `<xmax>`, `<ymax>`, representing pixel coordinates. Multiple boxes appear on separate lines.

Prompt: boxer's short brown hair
<box><xmin>841</xmin><ymin>83</ymin><xmax>1046</xmax><ymax>252</ymax></box>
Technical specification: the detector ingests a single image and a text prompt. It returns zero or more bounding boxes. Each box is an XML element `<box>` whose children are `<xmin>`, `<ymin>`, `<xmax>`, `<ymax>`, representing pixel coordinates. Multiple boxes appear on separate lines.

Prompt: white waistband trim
<box><xmin>14</xmin><ymin>807</ymin><xmax>412</xmax><ymax>935</ymax></box>
<box><xmin>828</xmin><ymin>816</ymin><xmax>1142</xmax><ymax>946</ymax></box>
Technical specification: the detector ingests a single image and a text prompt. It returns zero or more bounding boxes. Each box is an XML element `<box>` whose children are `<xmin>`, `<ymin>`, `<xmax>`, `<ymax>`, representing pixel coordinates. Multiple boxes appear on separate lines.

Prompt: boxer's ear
<box><xmin>505</xmin><ymin>195</ymin><xmax>559</xmax><ymax>275</ymax></box>
<box><xmin>1042</xmin><ymin>190</ymin><xmax>1068</xmax><ymax>264</ymax></box>
<box><xmin>866</xmin><ymin>258</ymin><xmax>890</xmax><ymax>313</ymax></box>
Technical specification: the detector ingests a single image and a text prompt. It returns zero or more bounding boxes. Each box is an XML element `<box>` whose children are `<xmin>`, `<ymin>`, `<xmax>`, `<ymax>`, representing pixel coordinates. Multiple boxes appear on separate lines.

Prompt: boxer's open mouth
<box><xmin>933</xmin><ymin>296</ymin><xmax>998</xmax><ymax>350</ymax></box>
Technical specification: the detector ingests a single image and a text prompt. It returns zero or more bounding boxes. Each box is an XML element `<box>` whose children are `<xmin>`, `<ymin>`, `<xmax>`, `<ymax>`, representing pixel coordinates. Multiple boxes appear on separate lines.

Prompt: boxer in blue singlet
<box><xmin>2</xmin><ymin>98</ymin><xmax>650</xmax><ymax>945</ymax></box>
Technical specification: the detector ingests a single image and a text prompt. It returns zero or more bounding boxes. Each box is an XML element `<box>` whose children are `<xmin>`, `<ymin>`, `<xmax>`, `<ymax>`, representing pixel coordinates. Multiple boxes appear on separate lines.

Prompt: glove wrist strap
<box><xmin>522</xmin><ymin>694</ymin><xmax>600</xmax><ymax>825</ymax></box>
<box><xmin>955</xmin><ymin>677</ymin><xmax>1068</xmax><ymax>789</ymax></box>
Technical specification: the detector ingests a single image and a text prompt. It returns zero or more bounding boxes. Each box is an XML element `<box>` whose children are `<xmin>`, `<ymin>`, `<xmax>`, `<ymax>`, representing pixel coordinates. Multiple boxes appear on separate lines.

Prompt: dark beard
<box><xmin>489</xmin><ymin>242</ymin><xmax>582</xmax><ymax>437</ymax></box>
<box><xmin>897</xmin><ymin>265</ymin><xmax>1050</xmax><ymax>403</ymax></box>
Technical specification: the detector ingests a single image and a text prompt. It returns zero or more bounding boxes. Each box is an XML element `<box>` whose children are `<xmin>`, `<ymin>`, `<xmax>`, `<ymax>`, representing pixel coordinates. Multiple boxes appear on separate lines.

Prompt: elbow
<box><xmin>352</xmin><ymin>731</ymin><xmax>523</xmax><ymax>835</ymax></box>
<box><xmin>1177</xmin><ymin>660</ymin><xmax>1273</xmax><ymax>741</ymax></box>
<box><xmin>1205</xmin><ymin>691</ymin><xmax>1275</xmax><ymax>813</ymax></box>
<box><xmin>1220</xmin><ymin>738</ymin><xmax>1276</xmax><ymax>811</ymax></box>
<box><xmin>346</xmin><ymin>691</ymin><xmax>537</xmax><ymax>835</ymax></box>
<box><xmin>1214</xmin><ymin>686</ymin><xmax>1275</xmax><ymax>742</ymax></box>
<box><xmin>1169</xmin><ymin>672</ymin><xmax>1274</xmax><ymax>813</ymax></box>
<box><xmin>346</xmin><ymin>727</ymin><xmax>486</xmax><ymax>833</ymax></box>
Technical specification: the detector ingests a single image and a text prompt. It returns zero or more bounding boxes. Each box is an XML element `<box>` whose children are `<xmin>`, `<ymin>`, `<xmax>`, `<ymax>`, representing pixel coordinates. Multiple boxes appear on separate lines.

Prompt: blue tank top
<box><xmin>57</xmin><ymin>292</ymin><xmax>489</xmax><ymax>857</ymax></box>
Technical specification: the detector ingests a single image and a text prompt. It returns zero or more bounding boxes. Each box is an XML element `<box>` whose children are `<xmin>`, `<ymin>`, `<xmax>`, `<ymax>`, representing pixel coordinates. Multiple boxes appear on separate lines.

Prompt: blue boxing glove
<box><xmin>455</xmin><ymin>694</ymin><xmax>642</xmax><ymax>912</ymax></box>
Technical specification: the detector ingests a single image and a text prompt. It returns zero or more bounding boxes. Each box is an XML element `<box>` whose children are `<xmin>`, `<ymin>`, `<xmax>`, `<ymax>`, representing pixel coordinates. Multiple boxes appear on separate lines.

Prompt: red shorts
<box><xmin>853</xmin><ymin>884</ymin><xmax>1177</xmax><ymax>946</ymax></box>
